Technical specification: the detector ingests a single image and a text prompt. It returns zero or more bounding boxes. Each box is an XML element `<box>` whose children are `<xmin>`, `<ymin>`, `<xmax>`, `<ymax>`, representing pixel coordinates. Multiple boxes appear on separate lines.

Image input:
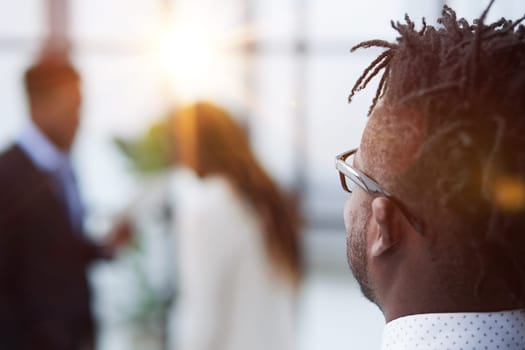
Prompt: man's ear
<box><xmin>369</xmin><ymin>197</ymin><xmax>405</xmax><ymax>257</ymax></box>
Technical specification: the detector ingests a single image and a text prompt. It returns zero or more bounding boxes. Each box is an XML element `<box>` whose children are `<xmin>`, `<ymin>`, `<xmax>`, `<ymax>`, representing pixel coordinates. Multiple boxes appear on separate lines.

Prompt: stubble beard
<box><xmin>346</xmin><ymin>210</ymin><xmax>377</xmax><ymax>304</ymax></box>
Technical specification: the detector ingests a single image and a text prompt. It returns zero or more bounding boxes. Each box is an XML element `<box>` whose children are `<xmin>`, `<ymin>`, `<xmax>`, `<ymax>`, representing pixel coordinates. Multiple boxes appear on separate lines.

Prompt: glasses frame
<box><xmin>335</xmin><ymin>148</ymin><xmax>424</xmax><ymax>234</ymax></box>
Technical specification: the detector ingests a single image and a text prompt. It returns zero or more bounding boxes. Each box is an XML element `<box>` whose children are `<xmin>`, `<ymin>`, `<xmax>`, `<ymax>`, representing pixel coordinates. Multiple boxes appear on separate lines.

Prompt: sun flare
<box><xmin>156</xmin><ymin>11</ymin><xmax>250</xmax><ymax>105</ymax></box>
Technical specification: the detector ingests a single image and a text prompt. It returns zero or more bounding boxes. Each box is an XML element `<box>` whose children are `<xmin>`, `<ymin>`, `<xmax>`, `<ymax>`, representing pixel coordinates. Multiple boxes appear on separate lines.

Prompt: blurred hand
<box><xmin>104</xmin><ymin>218</ymin><xmax>133</xmax><ymax>255</ymax></box>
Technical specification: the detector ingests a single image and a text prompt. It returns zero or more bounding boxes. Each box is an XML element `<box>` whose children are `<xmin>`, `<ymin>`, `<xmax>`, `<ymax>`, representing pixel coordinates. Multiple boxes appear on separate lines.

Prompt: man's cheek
<box><xmin>343</xmin><ymin>196</ymin><xmax>355</xmax><ymax>236</ymax></box>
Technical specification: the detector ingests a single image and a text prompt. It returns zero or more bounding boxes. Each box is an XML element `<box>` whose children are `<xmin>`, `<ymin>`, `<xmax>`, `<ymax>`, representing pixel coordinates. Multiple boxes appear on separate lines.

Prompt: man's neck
<box><xmin>380</xmin><ymin>271</ymin><xmax>524</xmax><ymax>322</ymax></box>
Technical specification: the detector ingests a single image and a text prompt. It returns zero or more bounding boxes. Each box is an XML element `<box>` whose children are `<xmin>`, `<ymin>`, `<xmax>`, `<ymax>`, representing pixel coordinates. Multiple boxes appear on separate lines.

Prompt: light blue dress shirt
<box><xmin>17</xmin><ymin>122</ymin><xmax>85</xmax><ymax>233</ymax></box>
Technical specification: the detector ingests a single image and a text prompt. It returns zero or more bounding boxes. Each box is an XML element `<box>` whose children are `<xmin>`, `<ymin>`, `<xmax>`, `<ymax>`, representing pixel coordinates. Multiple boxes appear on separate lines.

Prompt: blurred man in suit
<box><xmin>0</xmin><ymin>55</ymin><xmax>129</xmax><ymax>350</ymax></box>
<box><xmin>335</xmin><ymin>2</ymin><xmax>525</xmax><ymax>349</ymax></box>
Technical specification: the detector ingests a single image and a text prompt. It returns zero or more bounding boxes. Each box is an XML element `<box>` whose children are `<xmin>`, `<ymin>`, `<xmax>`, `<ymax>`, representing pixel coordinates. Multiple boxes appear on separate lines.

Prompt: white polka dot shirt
<box><xmin>381</xmin><ymin>309</ymin><xmax>525</xmax><ymax>350</ymax></box>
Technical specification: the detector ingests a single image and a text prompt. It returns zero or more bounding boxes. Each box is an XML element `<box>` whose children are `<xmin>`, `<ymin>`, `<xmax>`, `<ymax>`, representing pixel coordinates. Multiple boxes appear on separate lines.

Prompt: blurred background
<box><xmin>1</xmin><ymin>1</ymin><xmax>524</xmax><ymax>349</ymax></box>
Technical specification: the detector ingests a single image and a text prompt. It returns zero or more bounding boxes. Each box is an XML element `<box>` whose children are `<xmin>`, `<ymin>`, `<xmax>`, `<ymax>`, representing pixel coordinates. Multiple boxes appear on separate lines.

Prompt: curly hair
<box><xmin>349</xmin><ymin>1</ymin><xmax>525</xmax><ymax>301</ymax></box>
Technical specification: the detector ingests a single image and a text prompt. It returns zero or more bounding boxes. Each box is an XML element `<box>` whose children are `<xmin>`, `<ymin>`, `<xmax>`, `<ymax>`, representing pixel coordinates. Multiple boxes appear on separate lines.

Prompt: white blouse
<box><xmin>171</xmin><ymin>170</ymin><xmax>296</xmax><ymax>350</ymax></box>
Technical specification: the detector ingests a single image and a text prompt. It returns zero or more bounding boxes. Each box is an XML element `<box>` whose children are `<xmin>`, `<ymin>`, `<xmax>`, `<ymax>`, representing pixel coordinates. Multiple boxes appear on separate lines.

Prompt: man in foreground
<box><xmin>0</xmin><ymin>54</ymin><xmax>130</xmax><ymax>350</ymax></box>
<box><xmin>335</xmin><ymin>2</ymin><xmax>525</xmax><ymax>348</ymax></box>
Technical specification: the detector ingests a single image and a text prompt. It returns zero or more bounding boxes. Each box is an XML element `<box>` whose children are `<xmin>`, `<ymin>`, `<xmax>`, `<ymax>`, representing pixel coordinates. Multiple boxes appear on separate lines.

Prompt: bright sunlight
<box><xmin>156</xmin><ymin>8</ymin><xmax>248</xmax><ymax>104</ymax></box>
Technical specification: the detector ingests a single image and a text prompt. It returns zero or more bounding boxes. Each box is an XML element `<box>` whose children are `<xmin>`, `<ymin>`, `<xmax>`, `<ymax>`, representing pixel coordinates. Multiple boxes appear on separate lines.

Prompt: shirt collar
<box><xmin>17</xmin><ymin>121</ymin><xmax>71</xmax><ymax>173</ymax></box>
<box><xmin>381</xmin><ymin>309</ymin><xmax>525</xmax><ymax>350</ymax></box>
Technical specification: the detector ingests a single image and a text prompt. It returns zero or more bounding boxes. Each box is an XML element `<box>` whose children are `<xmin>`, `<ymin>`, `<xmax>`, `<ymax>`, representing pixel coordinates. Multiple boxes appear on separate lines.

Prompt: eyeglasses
<box><xmin>335</xmin><ymin>148</ymin><xmax>424</xmax><ymax>234</ymax></box>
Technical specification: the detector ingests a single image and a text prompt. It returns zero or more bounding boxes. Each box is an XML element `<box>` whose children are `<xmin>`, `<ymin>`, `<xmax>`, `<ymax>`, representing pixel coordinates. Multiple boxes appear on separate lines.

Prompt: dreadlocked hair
<box><xmin>349</xmin><ymin>0</ymin><xmax>525</xmax><ymax>302</ymax></box>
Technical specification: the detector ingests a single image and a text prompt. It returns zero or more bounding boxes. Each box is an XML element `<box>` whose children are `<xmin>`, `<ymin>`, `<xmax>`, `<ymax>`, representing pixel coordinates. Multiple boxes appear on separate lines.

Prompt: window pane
<box><xmin>251</xmin><ymin>54</ymin><xmax>296</xmax><ymax>186</ymax></box>
<box><xmin>0</xmin><ymin>0</ymin><xmax>45</xmax><ymax>38</ymax></box>
<box><xmin>304</xmin><ymin>54</ymin><xmax>375</xmax><ymax>225</ymax></box>
<box><xmin>0</xmin><ymin>53</ymin><xmax>35</xmax><ymax>150</ymax></box>
<box><xmin>446</xmin><ymin>1</ymin><xmax>525</xmax><ymax>23</ymax></box>
<box><xmin>251</xmin><ymin>0</ymin><xmax>296</xmax><ymax>42</ymax></box>
<box><xmin>72</xmin><ymin>53</ymin><xmax>166</xmax><ymax>213</ymax></box>
<box><xmin>308</xmin><ymin>0</ymin><xmax>406</xmax><ymax>42</ymax></box>
<box><xmin>71</xmin><ymin>0</ymin><xmax>161</xmax><ymax>42</ymax></box>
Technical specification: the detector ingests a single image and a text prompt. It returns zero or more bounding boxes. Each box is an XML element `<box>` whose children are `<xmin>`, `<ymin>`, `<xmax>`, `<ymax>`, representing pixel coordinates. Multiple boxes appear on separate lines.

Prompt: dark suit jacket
<box><xmin>0</xmin><ymin>145</ymin><xmax>104</xmax><ymax>350</ymax></box>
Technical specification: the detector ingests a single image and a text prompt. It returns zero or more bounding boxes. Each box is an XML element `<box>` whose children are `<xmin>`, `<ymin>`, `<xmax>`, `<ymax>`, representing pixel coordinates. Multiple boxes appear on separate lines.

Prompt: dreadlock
<box><xmin>350</xmin><ymin>0</ymin><xmax>525</xmax><ymax>114</ymax></box>
<box><xmin>349</xmin><ymin>1</ymin><xmax>525</xmax><ymax>301</ymax></box>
